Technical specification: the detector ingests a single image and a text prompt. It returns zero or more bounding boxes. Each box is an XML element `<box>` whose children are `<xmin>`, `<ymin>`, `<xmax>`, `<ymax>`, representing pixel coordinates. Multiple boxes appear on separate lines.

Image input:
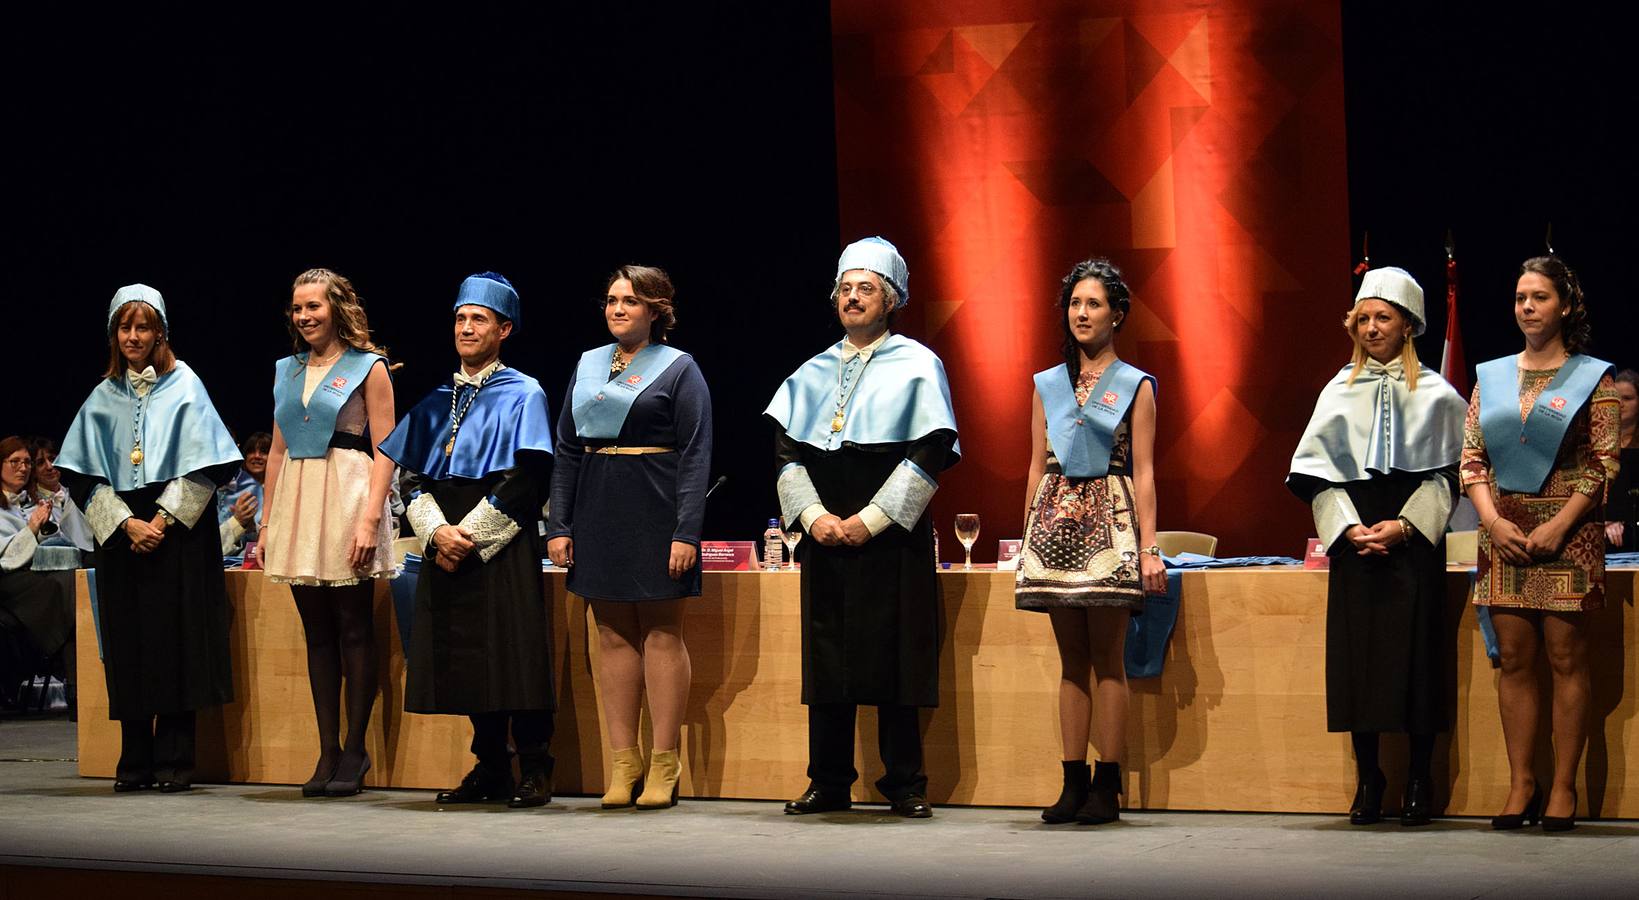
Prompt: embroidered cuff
<box><xmin>869</xmin><ymin>459</ymin><xmax>938</xmax><ymax>530</ymax></box>
<box><xmin>1400</xmin><ymin>475</ymin><xmax>1455</xmax><ymax>544</ymax></box>
<box><xmin>86</xmin><ymin>485</ymin><xmax>135</xmax><ymax>546</ymax></box>
<box><xmin>858</xmin><ymin>504</ymin><xmax>892</xmax><ymax>537</ymax></box>
<box><xmin>156</xmin><ymin>474</ymin><xmax>217</xmax><ymax>529</ymax></box>
<box><xmin>458</xmin><ymin>497</ymin><xmax>523</xmax><ymax>563</ymax></box>
<box><xmin>0</xmin><ymin>528</ymin><xmax>38</xmax><ymax>572</ymax></box>
<box><xmin>1310</xmin><ymin>487</ymin><xmax>1362</xmax><ymax>552</ymax></box>
<box><xmin>405</xmin><ymin>492</ymin><xmax>450</xmax><ymax>550</ymax></box>
<box><xmin>776</xmin><ymin>463</ymin><xmax>823</xmax><ymax>525</ymax></box>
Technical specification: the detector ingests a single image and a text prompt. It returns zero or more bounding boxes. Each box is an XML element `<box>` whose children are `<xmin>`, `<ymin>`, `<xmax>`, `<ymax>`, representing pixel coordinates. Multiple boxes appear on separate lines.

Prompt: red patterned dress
<box><xmin>1461</xmin><ymin>366</ymin><xmax>1620</xmax><ymax>611</ymax></box>
<box><xmin>1015</xmin><ymin>368</ymin><xmax>1143</xmax><ymax>611</ymax></box>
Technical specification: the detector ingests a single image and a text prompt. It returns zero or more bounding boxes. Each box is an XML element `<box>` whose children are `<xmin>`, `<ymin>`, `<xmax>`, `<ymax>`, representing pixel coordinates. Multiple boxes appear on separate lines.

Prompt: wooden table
<box><xmin>74</xmin><ymin>566</ymin><xmax>1639</xmax><ymax>817</ymax></box>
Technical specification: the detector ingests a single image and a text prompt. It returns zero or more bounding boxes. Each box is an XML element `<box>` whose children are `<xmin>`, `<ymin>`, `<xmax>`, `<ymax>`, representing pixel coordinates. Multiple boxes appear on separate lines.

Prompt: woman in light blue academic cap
<box><xmin>55</xmin><ymin>285</ymin><xmax>242</xmax><ymax>793</ymax></box>
<box><xmin>1288</xmin><ymin>267</ymin><xmax>1466</xmax><ymax>827</ymax></box>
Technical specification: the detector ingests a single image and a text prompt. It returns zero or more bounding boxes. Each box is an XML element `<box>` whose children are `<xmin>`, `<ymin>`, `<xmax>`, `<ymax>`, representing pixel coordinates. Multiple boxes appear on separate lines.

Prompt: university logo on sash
<box><xmin>1102</xmin><ymin>391</ymin><xmax>1119</xmax><ymax>406</ymax></box>
<box><xmin>331</xmin><ymin>376</ymin><xmax>348</xmax><ymax>389</ymax></box>
<box><xmin>1549</xmin><ymin>396</ymin><xmax>1567</xmax><ymax>410</ymax></box>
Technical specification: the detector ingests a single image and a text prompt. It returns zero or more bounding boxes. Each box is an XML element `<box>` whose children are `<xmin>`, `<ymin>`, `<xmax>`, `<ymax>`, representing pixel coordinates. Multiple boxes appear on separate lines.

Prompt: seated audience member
<box><xmin>1603</xmin><ymin>369</ymin><xmax>1639</xmax><ymax>551</ymax></box>
<box><xmin>27</xmin><ymin>436</ymin><xmax>94</xmax><ymax>555</ymax></box>
<box><xmin>218</xmin><ymin>432</ymin><xmax>270</xmax><ymax>557</ymax></box>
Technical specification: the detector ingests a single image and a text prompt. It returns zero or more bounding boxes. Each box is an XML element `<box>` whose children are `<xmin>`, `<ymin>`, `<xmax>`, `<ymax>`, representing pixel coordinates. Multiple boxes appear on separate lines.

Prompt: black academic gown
<box><xmin>1291</xmin><ymin>469</ymin><xmax>1454</xmax><ymax>734</ymax></box>
<box><xmin>774</xmin><ymin>429</ymin><xmax>957</xmax><ymax>709</ymax></box>
<box><xmin>402</xmin><ymin>461</ymin><xmax>554</xmax><ymax>716</ymax></box>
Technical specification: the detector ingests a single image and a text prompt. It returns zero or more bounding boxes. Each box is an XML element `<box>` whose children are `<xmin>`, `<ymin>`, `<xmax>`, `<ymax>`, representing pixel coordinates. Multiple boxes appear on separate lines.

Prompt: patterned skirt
<box><xmin>262</xmin><ymin>447</ymin><xmax>398</xmax><ymax>587</ymax></box>
<box><xmin>1015</xmin><ymin>468</ymin><xmax>1144</xmax><ymax>611</ymax></box>
<box><xmin>1475</xmin><ymin>490</ymin><xmax>1604</xmax><ymax>612</ymax></box>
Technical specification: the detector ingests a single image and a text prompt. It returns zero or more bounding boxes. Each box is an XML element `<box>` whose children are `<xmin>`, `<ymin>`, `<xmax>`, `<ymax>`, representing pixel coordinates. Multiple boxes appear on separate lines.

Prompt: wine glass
<box><xmin>781</xmin><ymin>517</ymin><xmax>803</xmax><ymax>570</ymax></box>
<box><xmin>954</xmin><ymin>513</ymin><xmax>980</xmax><ymax>570</ymax></box>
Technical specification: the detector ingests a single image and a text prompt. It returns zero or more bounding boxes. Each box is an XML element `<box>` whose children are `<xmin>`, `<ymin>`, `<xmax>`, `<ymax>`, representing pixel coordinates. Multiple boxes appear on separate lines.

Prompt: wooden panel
<box><xmin>76</xmin><ymin>567</ymin><xmax>1639</xmax><ymax>817</ymax></box>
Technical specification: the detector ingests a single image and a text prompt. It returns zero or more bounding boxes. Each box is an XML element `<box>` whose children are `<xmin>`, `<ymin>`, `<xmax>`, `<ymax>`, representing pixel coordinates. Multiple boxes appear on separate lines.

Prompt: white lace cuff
<box><xmin>86</xmin><ymin>485</ymin><xmax>135</xmax><ymax>546</ymax></box>
<box><xmin>0</xmin><ymin>527</ymin><xmax>38</xmax><ymax>572</ymax></box>
<box><xmin>156</xmin><ymin>473</ymin><xmax>218</xmax><ymax>529</ymax></box>
<box><xmin>1400</xmin><ymin>474</ymin><xmax>1456</xmax><ymax>543</ymax></box>
<box><xmin>776</xmin><ymin>462</ymin><xmax>823</xmax><ymax>525</ymax></box>
<box><xmin>220</xmin><ymin>516</ymin><xmax>247</xmax><ymax>555</ymax></box>
<box><xmin>405</xmin><ymin>492</ymin><xmax>450</xmax><ymax>549</ymax></box>
<box><xmin>868</xmin><ymin>459</ymin><xmax>938</xmax><ymax>530</ymax></box>
<box><xmin>458</xmin><ymin>497</ymin><xmax>522</xmax><ymax>563</ymax></box>
<box><xmin>1310</xmin><ymin>487</ymin><xmax>1362</xmax><ymax>551</ymax></box>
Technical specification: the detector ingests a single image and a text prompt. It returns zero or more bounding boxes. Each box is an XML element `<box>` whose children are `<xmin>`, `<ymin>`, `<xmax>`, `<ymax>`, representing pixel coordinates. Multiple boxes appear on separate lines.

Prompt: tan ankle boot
<box><xmin>635</xmin><ymin>748</ymin><xmax>681</xmax><ymax>809</ymax></box>
<box><xmin>601</xmin><ymin>747</ymin><xmax>644</xmax><ymax>808</ymax></box>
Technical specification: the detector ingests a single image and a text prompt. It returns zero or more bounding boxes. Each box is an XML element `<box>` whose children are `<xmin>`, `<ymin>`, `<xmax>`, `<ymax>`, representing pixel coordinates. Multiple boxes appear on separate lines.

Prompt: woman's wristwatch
<box><xmin>1142</xmin><ymin>545</ymin><xmax>1162</xmax><ymax>558</ymax></box>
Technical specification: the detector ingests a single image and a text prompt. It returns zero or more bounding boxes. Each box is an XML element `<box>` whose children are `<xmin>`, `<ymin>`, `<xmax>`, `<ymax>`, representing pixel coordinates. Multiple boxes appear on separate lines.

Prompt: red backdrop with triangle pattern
<box><xmin>832</xmin><ymin>0</ymin><xmax>1352</xmax><ymax>557</ymax></box>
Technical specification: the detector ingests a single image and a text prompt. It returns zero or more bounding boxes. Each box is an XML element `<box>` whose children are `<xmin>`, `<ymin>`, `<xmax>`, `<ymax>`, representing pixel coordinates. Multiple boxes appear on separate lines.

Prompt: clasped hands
<box><xmin>810</xmin><ymin>513</ymin><xmax>870</xmax><ymax>547</ymax></box>
<box><xmin>1486</xmin><ymin>516</ymin><xmax>1568</xmax><ymax>567</ymax></box>
<box><xmin>547</xmin><ymin>536</ymin><xmax>699</xmax><ymax>580</ymax></box>
<box><xmin>124</xmin><ymin>513</ymin><xmax>168</xmax><ymax>553</ymax></box>
<box><xmin>432</xmin><ymin>523</ymin><xmax>477</xmax><ymax>572</ymax></box>
<box><xmin>1344</xmin><ymin>519</ymin><xmax>1412</xmax><ymax>557</ymax></box>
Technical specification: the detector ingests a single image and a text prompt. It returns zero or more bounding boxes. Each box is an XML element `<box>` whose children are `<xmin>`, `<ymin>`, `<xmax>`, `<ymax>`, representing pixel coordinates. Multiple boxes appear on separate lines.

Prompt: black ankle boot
<box><xmin>1350</xmin><ymin>769</ymin><xmax>1385</xmax><ymax>825</ymax></box>
<box><xmin>509</xmin><ymin>753</ymin><xmax>554</xmax><ymax>808</ymax></box>
<box><xmin>1076</xmin><ymin>761</ymin><xmax>1122</xmax><ymax>825</ymax></box>
<box><xmin>1042</xmin><ymin>761</ymin><xmax>1091</xmax><ymax>824</ymax></box>
<box><xmin>1399</xmin><ymin>776</ymin><xmax>1432</xmax><ymax>827</ymax></box>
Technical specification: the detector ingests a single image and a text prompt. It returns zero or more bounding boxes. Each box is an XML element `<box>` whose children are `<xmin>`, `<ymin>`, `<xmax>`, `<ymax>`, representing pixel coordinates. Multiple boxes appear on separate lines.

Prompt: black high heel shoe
<box><xmin>324</xmin><ymin>751</ymin><xmax>372</xmax><ymax>797</ymax></box>
<box><xmin>1490</xmin><ymin>786</ymin><xmax>1542</xmax><ymax>830</ymax></box>
<box><xmin>302</xmin><ymin>755</ymin><xmax>340</xmax><ymax>798</ymax></box>
<box><xmin>1541</xmin><ymin>789</ymin><xmax>1577</xmax><ymax>833</ymax></box>
<box><xmin>1349</xmin><ymin>770</ymin><xmax>1386</xmax><ymax>826</ymax></box>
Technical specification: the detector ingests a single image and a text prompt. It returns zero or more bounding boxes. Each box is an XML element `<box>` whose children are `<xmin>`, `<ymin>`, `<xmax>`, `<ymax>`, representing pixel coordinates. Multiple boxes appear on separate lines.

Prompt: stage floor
<box><xmin>3</xmin><ymin>719</ymin><xmax>1638</xmax><ymax>898</ymax></box>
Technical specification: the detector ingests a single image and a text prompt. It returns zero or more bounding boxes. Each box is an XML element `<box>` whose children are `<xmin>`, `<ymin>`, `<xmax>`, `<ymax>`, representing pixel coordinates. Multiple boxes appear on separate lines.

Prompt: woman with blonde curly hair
<box><xmin>259</xmin><ymin>267</ymin><xmax>398</xmax><ymax>797</ymax></box>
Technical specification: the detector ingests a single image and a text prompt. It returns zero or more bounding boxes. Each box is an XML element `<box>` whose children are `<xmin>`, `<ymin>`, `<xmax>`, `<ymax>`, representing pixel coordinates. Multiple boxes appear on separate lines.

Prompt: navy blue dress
<box><xmin>548</xmin><ymin>352</ymin><xmax>713</xmax><ymax>601</ymax></box>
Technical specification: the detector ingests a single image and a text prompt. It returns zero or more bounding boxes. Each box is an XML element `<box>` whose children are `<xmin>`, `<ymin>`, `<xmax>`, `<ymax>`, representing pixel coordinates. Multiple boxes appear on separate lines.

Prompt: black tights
<box><xmin>293</xmin><ymin>583</ymin><xmax>378</xmax><ymax>773</ymax></box>
<box><xmin>1351</xmin><ymin>731</ymin><xmax>1436</xmax><ymax>781</ymax></box>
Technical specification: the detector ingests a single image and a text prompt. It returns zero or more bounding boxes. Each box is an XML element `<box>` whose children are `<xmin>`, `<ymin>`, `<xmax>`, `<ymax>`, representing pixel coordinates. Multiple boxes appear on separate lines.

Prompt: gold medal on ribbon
<box><xmin>444</xmin><ymin>440</ymin><xmax>454</xmax><ymax>456</ymax></box>
<box><xmin>830</xmin><ymin>415</ymin><xmax>845</xmax><ymax>433</ymax></box>
<box><xmin>130</xmin><ymin>447</ymin><xmax>144</xmax><ymax>465</ymax></box>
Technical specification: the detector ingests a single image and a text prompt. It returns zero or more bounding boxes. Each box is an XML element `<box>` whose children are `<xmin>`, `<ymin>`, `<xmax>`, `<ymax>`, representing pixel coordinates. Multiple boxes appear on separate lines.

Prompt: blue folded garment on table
<box><xmin>1124</xmin><ymin>554</ymin><xmax>1302</xmax><ymax>678</ymax></box>
<box><xmin>391</xmin><ymin>553</ymin><xmax>421</xmax><ymax>653</ymax></box>
<box><xmin>1604</xmin><ymin>551</ymin><xmax>1639</xmax><ymax>567</ymax></box>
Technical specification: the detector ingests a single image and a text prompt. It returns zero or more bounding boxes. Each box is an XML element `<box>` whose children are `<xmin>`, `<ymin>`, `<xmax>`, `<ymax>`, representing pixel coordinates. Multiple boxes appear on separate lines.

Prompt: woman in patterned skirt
<box><xmin>1016</xmin><ymin>258</ymin><xmax>1165</xmax><ymax>825</ymax></box>
<box><xmin>1462</xmin><ymin>256</ymin><xmax>1618</xmax><ymax>832</ymax></box>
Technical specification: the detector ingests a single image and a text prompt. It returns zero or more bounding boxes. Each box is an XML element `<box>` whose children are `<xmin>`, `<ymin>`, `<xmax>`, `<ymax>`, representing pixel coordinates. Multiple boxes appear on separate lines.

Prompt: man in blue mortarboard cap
<box><xmin>378</xmin><ymin>272</ymin><xmax>558</xmax><ymax>809</ymax></box>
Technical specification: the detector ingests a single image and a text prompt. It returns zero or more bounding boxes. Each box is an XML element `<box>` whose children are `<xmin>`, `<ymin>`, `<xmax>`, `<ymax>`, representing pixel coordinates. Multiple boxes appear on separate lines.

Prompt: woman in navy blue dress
<box><xmin>547</xmin><ymin>265</ymin><xmax>713</xmax><ymax>810</ymax></box>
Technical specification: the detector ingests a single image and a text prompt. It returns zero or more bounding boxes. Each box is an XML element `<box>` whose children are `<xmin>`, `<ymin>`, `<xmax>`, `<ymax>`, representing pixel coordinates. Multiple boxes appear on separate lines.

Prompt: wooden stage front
<box><xmin>74</xmin><ymin>566</ymin><xmax>1638</xmax><ymax>818</ymax></box>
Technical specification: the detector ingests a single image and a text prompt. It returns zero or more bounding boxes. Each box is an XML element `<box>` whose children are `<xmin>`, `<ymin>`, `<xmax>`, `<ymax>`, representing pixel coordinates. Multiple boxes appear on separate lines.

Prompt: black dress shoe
<box><xmin>889</xmin><ymin>794</ymin><xmax>933</xmax><ymax>818</ymax></box>
<box><xmin>1399</xmin><ymin>776</ymin><xmax>1433</xmax><ymax>827</ymax></box>
<box><xmin>508</xmin><ymin>771</ymin><xmax>552</xmax><ymax>808</ymax></box>
<box><xmin>1077</xmin><ymin>760</ymin><xmax>1123</xmax><ymax>825</ymax></box>
<box><xmin>436</xmin><ymin>764</ymin><xmax>513</xmax><ymax>805</ymax></box>
<box><xmin>113</xmin><ymin>778</ymin><xmax>154</xmax><ymax>793</ymax></box>
<box><xmin>784</xmin><ymin>787</ymin><xmax>851</xmax><ymax>815</ymax></box>
<box><xmin>1349</xmin><ymin>770</ymin><xmax>1385</xmax><ymax>826</ymax></box>
<box><xmin>302</xmin><ymin>756</ymin><xmax>340</xmax><ymax>798</ymax></box>
<box><xmin>1541</xmin><ymin>788</ymin><xmax>1576</xmax><ymax>832</ymax></box>
<box><xmin>157</xmin><ymin>781</ymin><xmax>193</xmax><ymax>793</ymax></box>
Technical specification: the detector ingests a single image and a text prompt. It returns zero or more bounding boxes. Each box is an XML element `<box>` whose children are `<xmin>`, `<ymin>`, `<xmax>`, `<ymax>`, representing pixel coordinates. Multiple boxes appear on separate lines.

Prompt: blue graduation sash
<box><xmin>1034</xmin><ymin>360</ymin><xmax>1155</xmax><ymax>478</ymax></box>
<box><xmin>570</xmin><ymin>343</ymin><xmax>685</xmax><ymax>439</ymax></box>
<box><xmin>1477</xmin><ymin>353</ymin><xmax>1613</xmax><ymax>494</ymax></box>
<box><xmin>272</xmin><ymin>349</ymin><xmax>385</xmax><ymax>459</ymax></box>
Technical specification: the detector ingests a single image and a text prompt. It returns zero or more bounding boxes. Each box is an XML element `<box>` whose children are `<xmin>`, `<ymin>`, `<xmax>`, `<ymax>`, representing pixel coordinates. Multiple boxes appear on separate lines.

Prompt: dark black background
<box><xmin>4</xmin><ymin>2</ymin><xmax>1633</xmax><ymax>548</ymax></box>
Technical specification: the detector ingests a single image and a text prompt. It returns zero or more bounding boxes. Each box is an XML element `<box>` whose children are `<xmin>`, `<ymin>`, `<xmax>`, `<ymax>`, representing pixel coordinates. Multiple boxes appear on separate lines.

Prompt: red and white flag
<box><xmin>1440</xmin><ymin>257</ymin><xmax>1468</xmax><ymax>396</ymax></box>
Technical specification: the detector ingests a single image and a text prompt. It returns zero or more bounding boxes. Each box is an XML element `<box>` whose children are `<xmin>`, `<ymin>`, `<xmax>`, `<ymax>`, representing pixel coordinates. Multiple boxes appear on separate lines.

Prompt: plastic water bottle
<box><xmin>762</xmin><ymin>518</ymin><xmax>784</xmax><ymax>570</ymax></box>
